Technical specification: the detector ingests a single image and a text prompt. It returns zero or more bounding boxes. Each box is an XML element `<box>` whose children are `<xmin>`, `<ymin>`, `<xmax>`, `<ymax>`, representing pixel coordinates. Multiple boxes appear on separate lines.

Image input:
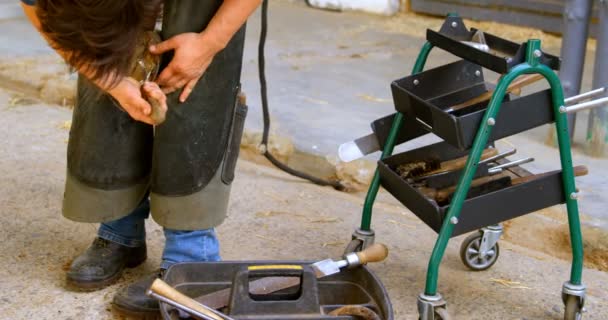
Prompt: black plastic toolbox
<box><xmin>377</xmin><ymin>142</ymin><xmax>569</xmax><ymax>237</ymax></box>
<box><xmin>159</xmin><ymin>261</ymin><xmax>393</xmax><ymax>320</ymax></box>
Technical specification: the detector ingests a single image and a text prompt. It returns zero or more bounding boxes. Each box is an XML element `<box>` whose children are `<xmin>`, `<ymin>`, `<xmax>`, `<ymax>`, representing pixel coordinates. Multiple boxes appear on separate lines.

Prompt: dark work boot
<box><xmin>66</xmin><ymin>237</ymin><xmax>147</xmax><ymax>291</ymax></box>
<box><xmin>113</xmin><ymin>270</ymin><xmax>163</xmax><ymax>319</ymax></box>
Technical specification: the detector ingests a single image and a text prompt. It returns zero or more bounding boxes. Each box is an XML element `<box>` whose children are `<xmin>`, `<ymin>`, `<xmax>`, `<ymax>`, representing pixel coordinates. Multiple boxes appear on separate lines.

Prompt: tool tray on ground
<box><xmin>390</xmin><ymin>59</ymin><xmax>558</xmax><ymax>150</ymax></box>
<box><xmin>160</xmin><ymin>261</ymin><xmax>393</xmax><ymax>320</ymax></box>
<box><xmin>426</xmin><ymin>17</ymin><xmax>560</xmax><ymax>74</ymax></box>
<box><xmin>377</xmin><ymin>142</ymin><xmax>570</xmax><ymax>237</ymax></box>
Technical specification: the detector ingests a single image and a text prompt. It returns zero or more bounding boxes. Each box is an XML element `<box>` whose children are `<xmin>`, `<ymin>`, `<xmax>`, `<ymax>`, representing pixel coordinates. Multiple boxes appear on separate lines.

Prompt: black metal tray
<box><xmin>391</xmin><ymin>59</ymin><xmax>555</xmax><ymax>150</ymax></box>
<box><xmin>378</xmin><ymin>142</ymin><xmax>568</xmax><ymax>237</ymax></box>
<box><xmin>159</xmin><ymin>261</ymin><xmax>393</xmax><ymax>320</ymax></box>
<box><xmin>427</xmin><ymin>15</ymin><xmax>560</xmax><ymax>74</ymax></box>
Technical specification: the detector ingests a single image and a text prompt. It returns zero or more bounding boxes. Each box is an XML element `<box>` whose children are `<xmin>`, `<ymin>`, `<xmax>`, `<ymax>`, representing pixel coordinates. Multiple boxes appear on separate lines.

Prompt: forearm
<box><xmin>202</xmin><ymin>0</ymin><xmax>262</xmax><ymax>51</ymax></box>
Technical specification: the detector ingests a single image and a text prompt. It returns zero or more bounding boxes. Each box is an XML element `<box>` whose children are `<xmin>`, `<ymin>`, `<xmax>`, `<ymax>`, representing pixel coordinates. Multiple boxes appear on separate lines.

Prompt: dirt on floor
<box><xmin>503</xmin><ymin>206</ymin><xmax>608</xmax><ymax>272</ymax></box>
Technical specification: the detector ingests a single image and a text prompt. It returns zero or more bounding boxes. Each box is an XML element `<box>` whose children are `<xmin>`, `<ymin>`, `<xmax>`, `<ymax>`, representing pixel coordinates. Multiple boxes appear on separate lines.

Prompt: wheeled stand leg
<box><xmin>562</xmin><ymin>282</ymin><xmax>586</xmax><ymax>320</ymax></box>
<box><xmin>459</xmin><ymin>224</ymin><xmax>503</xmax><ymax>271</ymax></box>
<box><xmin>345</xmin><ymin>42</ymin><xmax>434</xmax><ymax>254</ymax></box>
<box><xmin>418</xmin><ymin>294</ymin><xmax>450</xmax><ymax>320</ymax></box>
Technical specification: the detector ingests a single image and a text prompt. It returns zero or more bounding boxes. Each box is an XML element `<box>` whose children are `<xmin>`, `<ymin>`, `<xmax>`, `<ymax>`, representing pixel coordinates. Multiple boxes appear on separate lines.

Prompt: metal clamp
<box><xmin>479</xmin><ymin>224</ymin><xmax>503</xmax><ymax>257</ymax></box>
<box><xmin>561</xmin><ymin>281</ymin><xmax>587</xmax><ymax>313</ymax></box>
<box><xmin>562</xmin><ymin>282</ymin><xmax>586</xmax><ymax>300</ymax></box>
<box><xmin>417</xmin><ymin>293</ymin><xmax>447</xmax><ymax>320</ymax></box>
<box><xmin>352</xmin><ymin>228</ymin><xmax>375</xmax><ymax>250</ymax></box>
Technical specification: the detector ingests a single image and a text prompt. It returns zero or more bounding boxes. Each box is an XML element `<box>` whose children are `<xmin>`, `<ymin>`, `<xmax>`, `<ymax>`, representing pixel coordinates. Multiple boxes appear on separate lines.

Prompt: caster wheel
<box><xmin>435</xmin><ymin>307</ymin><xmax>452</xmax><ymax>320</ymax></box>
<box><xmin>344</xmin><ymin>239</ymin><xmax>363</xmax><ymax>255</ymax></box>
<box><xmin>460</xmin><ymin>231</ymin><xmax>499</xmax><ymax>271</ymax></box>
<box><xmin>418</xmin><ymin>307</ymin><xmax>452</xmax><ymax>320</ymax></box>
<box><xmin>564</xmin><ymin>295</ymin><xmax>584</xmax><ymax>320</ymax></box>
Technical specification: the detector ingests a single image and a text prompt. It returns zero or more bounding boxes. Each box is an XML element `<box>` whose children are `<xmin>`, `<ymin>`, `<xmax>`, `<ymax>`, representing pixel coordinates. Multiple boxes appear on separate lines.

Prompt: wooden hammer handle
<box><xmin>434</xmin><ymin>173</ymin><xmax>510</xmax><ymax>202</ymax></box>
<box><xmin>355</xmin><ymin>243</ymin><xmax>389</xmax><ymax>264</ymax></box>
<box><xmin>511</xmin><ymin>165</ymin><xmax>588</xmax><ymax>185</ymax></box>
<box><xmin>449</xmin><ymin>74</ymin><xmax>544</xmax><ymax>112</ymax></box>
<box><xmin>422</xmin><ymin>148</ymin><xmax>498</xmax><ymax>177</ymax></box>
<box><xmin>149</xmin><ymin>279</ymin><xmax>224</xmax><ymax>320</ymax></box>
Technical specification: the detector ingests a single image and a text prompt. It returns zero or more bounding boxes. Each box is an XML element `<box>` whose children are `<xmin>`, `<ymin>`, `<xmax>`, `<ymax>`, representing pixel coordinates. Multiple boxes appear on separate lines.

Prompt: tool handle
<box><xmin>356</xmin><ymin>243</ymin><xmax>389</xmax><ymax>264</ymax></box>
<box><xmin>419</xmin><ymin>148</ymin><xmax>498</xmax><ymax>178</ymax></box>
<box><xmin>149</xmin><ymin>279</ymin><xmax>224</xmax><ymax>320</ymax></box>
<box><xmin>438</xmin><ymin>148</ymin><xmax>498</xmax><ymax>172</ymax></box>
<box><xmin>449</xmin><ymin>74</ymin><xmax>544</xmax><ymax>112</ymax></box>
<box><xmin>435</xmin><ymin>173</ymin><xmax>509</xmax><ymax>202</ymax></box>
<box><xmin>512</xmin><ymin>165</ymin><xmax>588</xmax><ymax>185</ymax></box>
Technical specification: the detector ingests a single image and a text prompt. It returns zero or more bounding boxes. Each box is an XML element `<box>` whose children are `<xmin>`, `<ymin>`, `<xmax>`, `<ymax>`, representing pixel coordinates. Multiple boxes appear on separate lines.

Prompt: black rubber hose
<box><xmin>257</xmin><ymin>0</ymin><xmax>344</xmax><ymax>191</ymax></box>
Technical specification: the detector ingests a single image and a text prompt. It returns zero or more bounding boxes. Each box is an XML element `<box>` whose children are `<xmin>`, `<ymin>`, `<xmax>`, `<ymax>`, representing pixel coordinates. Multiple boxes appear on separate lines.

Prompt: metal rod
<box><xmin>479</xmin><ymin>148</ymin><xmax>516</xmax><ymax>164</ymax></box>
<box><xmin>563</xmin><ymin>96</ymin><xmax>608</xmax><ymax>114</ymax></box>
<box><xmin>564</xmin><ymin>87</ymin><xmax>606</xmax><ymax>104</ymax></box>
<box><xmin>488</xmin><ymin>157</ymin><xmax>534</xmax><ymax>174</ymax></box>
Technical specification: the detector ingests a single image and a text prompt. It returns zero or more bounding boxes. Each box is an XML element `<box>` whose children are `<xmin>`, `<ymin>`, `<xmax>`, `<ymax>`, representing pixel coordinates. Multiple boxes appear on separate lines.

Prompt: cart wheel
<box><xmin>435</xmin><ymin>307</ymin><xmax>452</xmax><ymax>320</ymax></box>
<box><xmin>460</xmin><ymin>231</ymin><xmax>500</xmax><ymax>271</ymax></box>
<box><xmin>344</xmin><ymin>239</ymin><xmax>363</xmax><ymax>255</ymax></box>
<box><xmin>564</xmin><ymin>295</ymin><xmax>584</xmax><ymax>320</ymax></box>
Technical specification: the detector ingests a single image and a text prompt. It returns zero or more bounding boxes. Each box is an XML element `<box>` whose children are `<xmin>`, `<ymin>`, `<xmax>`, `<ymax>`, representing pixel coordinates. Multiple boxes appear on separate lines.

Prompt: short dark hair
<box><xmin>36</xmin><ymin>0</ymin><xmax>162</xmax><ymax>87</ymax></box>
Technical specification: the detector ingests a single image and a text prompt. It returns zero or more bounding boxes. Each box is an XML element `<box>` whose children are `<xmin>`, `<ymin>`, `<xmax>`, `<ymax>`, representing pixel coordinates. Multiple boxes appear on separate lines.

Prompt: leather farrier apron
<box><xmin>62</xmin><ymin>0</ymin><xmax>247</xmax><ymax>230</ymax></box>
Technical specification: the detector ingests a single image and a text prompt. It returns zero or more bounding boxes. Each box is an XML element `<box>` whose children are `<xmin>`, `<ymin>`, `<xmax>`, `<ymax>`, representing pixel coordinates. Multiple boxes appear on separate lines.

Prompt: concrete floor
<box><xmin>0</xmin><ymin>0</ymin><xmax>607</xmax><ymax>319</ymax></box>
<box><xmin>0</xmin><ymin>91</ymin><xmax>607</xmax><ymax>319</ymax></box>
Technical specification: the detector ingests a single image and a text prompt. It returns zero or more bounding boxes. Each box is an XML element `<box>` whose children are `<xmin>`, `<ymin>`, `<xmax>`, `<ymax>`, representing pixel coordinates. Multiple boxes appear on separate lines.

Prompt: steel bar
<box><xmin>559</xmin><ymin>0</ymin><xmax>594</xmax><ymax>138</ymax></box>
<box><xmin>487</xmin><ymin>157</ymin><xmax>534</xmax><ymax>174</ymax></box>
<box><xmin>564</xmin><ymin>87</ymin><xmax>606</xmax><ymax>104</ymax></box>
<box><xmin>563</xmin><ymin>96</ymin><xmax>608</xmax><ymax>114</ymax></box>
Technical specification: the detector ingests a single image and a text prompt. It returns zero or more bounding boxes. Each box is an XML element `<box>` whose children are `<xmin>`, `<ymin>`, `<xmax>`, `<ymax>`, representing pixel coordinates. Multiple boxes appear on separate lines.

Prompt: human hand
<box><xmin>107</xmin><ymin>77</ymin><xmax>167</xmax><ymax>125</ymax></box>
<box><xmin>149</xmin><ymin>32</ymin><xmax>223</xmax><ymax>102</ymax></box>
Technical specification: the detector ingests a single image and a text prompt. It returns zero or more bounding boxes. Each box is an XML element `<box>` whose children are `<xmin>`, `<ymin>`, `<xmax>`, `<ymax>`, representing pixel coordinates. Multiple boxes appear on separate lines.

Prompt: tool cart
<box><xmin>342</xmin><ymin>14</ymin><xmax>606</xmax><ymax>320</ymax></box>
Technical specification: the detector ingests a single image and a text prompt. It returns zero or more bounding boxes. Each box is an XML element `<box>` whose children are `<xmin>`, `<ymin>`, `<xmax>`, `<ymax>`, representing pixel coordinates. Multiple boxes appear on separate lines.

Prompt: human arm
<box><xmin>150</xmin><ymin>0</ymin><xmax>262</xmax><ymax>102</ymax></box>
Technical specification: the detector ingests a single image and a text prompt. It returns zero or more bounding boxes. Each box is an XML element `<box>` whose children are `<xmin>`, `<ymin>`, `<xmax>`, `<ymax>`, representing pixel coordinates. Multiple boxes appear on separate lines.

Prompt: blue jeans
<box><xmin>97</xmin><ymin>198</ymin><xmax>221</xmax><ymax>270</ymax></box>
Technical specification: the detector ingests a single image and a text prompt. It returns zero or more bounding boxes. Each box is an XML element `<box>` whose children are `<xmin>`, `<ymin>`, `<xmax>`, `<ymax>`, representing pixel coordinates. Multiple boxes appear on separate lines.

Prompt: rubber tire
<box><xmin>459</xmin><ymin>231</ymin><xmax>500</xmax><ymax>271</ymax></box>
<box><xmin>344</xmin><ymin>239</ymin><xmax>363</xmax><ymax>255</ymax></box>
<box><xmin>564</xmin><ymin>295</ymin><xmax>583</xmax><ymax>320</ymax></box>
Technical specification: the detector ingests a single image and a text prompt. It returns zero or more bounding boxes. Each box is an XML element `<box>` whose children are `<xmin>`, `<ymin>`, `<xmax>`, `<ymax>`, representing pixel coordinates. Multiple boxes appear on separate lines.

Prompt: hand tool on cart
<box><xmin>191</xmin><ymin>243</ymin><xmax>389</xmax><ymax>310</ymax></box>
<box><xmin>396</xmin><ymin>148</ymin><xmax>499</xmax><ymax>180</ymax></box>
<box><xmin>445</xmin><ymin>73</ymin><xmax>544</xmax><ymax>113</ymax></box>
<box><xmin>148</xmin><ymin>279</ymin><xmax>234</xmax><ymax>320</ymax></box>
<box><xmin>421</xmin><ymin>164</ymin><xmax>588</xmax><ymax>205</ymax></box>
<box><xmin>410</xmin><ymin>149</ymin><xmax>517</xmax><ymax>188</ymax></box>
<box><xmin>414</xmin><ymin>155</ymin><xmax>533</xmax><ymax>193</ymax></box>
<box><xmin>338</xmin><ymin>74</ymin><xmax>544</xmax><ymax>162</ymax></box>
